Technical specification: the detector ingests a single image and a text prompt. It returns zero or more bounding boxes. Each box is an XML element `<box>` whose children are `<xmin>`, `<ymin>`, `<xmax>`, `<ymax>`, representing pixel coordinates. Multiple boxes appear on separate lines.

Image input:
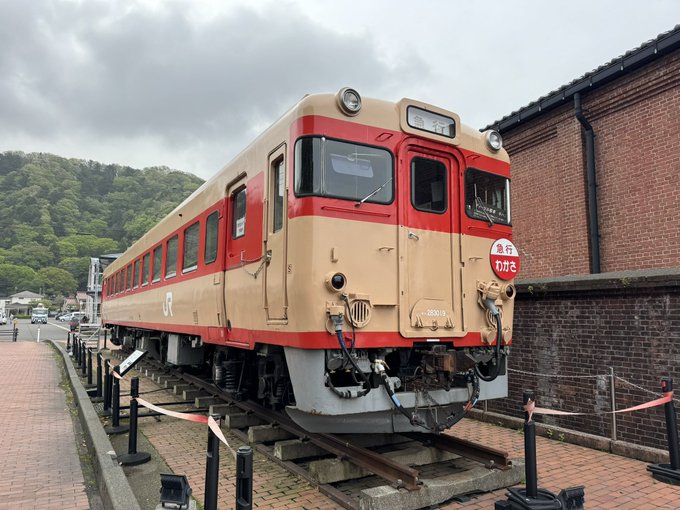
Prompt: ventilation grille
<box><xmin>348</xmin><ymin>300</ymin><xmax>371</xmax><ymax>328</ymax></box>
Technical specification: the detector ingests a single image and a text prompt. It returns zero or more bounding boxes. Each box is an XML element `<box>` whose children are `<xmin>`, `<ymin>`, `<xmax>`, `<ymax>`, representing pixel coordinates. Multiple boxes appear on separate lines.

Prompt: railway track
<box><xmin>111</xmin><ymin>350</ymin><xmax>517</xmax><ymax>510</ymax></box>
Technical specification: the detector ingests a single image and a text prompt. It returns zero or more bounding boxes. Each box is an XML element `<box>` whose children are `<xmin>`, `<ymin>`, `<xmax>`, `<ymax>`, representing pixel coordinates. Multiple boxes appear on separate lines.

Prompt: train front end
<box><xmin>284</xmin><ymin>90</ymin><xmax>517</xmax><ymax>433</ymax></box>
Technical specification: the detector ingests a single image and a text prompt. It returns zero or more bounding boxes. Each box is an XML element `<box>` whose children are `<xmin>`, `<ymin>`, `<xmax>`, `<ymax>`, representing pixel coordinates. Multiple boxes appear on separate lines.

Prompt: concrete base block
<box><xmin>182</xmin><ymin>389</ymin><xmax>205</xmax><ymax>400</ymax></box>
<box><xmin>225</xmin><ymin>413</ymin><xmax>265</xmax><ymax>429</ymax></box>
<box><xmin>274</xmin><ymin>434</ymin><xmax>410</xmax><ymax>462</ymax></box>
<box><xmin>309</xmin><ymin>446</ymin><xmax>460</xmax><ymax>484</ymax></box>
<box><xmin>209</xmin><ymin>404</ymin><xmax>242</xmax><ymax>417</ymax></box>
<box><xmin>173</xmin><ymin>384</ymin><xmax>192</xmax><ymax>395</ymax></box>
<box><xmin>195</xmin><ymin>396</ymin><xmax>221</xmax><ymax>407</ymax></box>
<box><xmin>359</xmin><ymin>459</ymin><xmax>525</xmax><ymax>510</ymax></box>
<box><xmin>248</xmin><ymin>424</ymin><xmax>296</xmax><ymax>444</ymax></box>
<box><xmin>162</xmin><ymin>379</ymin><xmax>182</xmax><ymax>389</ymax></box>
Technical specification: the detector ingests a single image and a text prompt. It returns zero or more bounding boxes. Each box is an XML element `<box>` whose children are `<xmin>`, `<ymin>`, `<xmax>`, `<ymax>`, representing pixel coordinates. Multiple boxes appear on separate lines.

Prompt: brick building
<box><xmin>481</xmin><ymin>26</ymin><xmax>680</xmax><ymax>450</ymax></box>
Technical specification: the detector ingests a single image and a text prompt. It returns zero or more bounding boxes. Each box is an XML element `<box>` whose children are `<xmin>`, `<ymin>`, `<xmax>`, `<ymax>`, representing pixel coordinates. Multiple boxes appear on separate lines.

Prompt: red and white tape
<box><xmin>523</xmin><ymin>391</ymin><xmax>673</xmax><ymax>422</ymax></box>
<box><xmin>136</xmin><ymin>397</ymin><xmax>236</xmax><ymax>457</ymax></box>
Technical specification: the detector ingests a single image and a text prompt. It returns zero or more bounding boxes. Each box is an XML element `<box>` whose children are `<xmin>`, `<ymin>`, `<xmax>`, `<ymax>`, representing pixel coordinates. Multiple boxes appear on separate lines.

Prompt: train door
<box><xmin>397</xmin><ymin>144</ymin><xmax>462</xmax><ymax>338</ymax></box>
<box><xmin>264</xmin><ymin>145</ymin><xmax>288</xmax><ymax>321</ymax></box>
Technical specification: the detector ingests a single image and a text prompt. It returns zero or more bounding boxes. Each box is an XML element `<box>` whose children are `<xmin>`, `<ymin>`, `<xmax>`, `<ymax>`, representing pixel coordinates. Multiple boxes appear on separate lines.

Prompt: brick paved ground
<box><xmin>0</xmin><ymin>341</ymin><xmax>90</xmax><ymax>510</ymax></box>
<box><xmin>111</xmin><ymin>355</ymin><xmax>680</xmax><ymax>510</ymax></box>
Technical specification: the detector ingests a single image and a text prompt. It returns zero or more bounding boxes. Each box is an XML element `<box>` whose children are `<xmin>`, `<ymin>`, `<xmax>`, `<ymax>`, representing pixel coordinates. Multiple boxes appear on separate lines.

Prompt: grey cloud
<box><xmin>0</xmin><ymin>1</ymin><xmax>431</xmax><ymax>154</ymax></box>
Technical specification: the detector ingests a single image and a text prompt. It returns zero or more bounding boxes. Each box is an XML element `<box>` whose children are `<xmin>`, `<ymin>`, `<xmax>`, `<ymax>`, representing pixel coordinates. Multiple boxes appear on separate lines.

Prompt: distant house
<box><xmin>5</xmin><ymin>290</ymin><xmax>45</xmax><ymax>316</ymax></box>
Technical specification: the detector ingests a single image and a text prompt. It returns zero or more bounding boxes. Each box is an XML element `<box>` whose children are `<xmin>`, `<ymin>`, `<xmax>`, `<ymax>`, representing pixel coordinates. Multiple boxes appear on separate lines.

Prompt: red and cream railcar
<box><xmin>101</xmin><ymin>88</ymin><xmax>517</xmax><ymax>433</ymax></box>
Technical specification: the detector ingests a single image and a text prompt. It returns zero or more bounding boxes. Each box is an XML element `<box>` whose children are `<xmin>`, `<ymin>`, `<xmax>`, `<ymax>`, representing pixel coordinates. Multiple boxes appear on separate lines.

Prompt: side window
<box><xmin>272</xmin><ymin>158</ymin><xmax>284</xmax><ymax>233</ymax></box>
<box><xmin>152</xmin><ymin>246</ymin><xmax>162</xmax><ymax>283</ymax></box>
<box><xmin>165</xmin><ymin>235</ymin><xmax>178</xmax><ymax>278</ymax></box>
<box><xmin>232</xmin><ymin>188</ymin><xmax>246</xmax><ymax>239</ymax></box>
<box><xmin>133</xmin><ymin>259</ymin><xmax>140</xmax><ymax>288</ymax></box>
<box><xmin>142</xmin><ymin>253</ymin><xmax>150</xmax><ymax>286</ymax></box>
<box><xmin>183</xmin><ymin>222</ymin><xmax>200</xmax><ymax>273</ymax></box>
<box><xmin>411</xmin><ymin>157</ymin><xmax>447</xmax><ymax>213</ymax></box>
<box><xmin>204</xmin><ymin>211</ymin><xmax>219</xmax><ymax>264</ymax></box>
<box><xmin>464</xmin><ymin>168</ymin><xmax>511</xmax><ymax>225</ymax></box>
<box><xmin>126</xmin><ymin>264</ymin><xmax>132</xmax><ymax>290</ymax></box>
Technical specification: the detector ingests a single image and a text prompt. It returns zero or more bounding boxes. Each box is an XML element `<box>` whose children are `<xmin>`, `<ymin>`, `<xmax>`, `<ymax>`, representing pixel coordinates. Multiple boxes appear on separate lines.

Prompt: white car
<box><xmin>0</xmin><ymin>315</ymin><xmax>6</xmax><ymax>325</ymax></box>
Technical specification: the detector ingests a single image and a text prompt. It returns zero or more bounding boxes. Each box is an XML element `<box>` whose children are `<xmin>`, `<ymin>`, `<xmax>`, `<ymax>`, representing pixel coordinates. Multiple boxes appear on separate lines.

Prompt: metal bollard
<box><xmin>81</xmin><ymin>343</ymin><xmax>88</xmax><ymax>377</ymax></box>
<box><xmin>236</xmin><ymin>446</ymin><xmax>253</xmax><ymax>510</ymax></box>
<box><xmin>96</xmin><ymin>353</ymin><xmax>103</xmax><ymax>396</ymax></box>
<box><xmin>119</xmin><ymin>377</ymin><xmax>151</xmax><ymax>466</ymax></box>
<box><xmin>66</xmin><ymin>332</ymin><xmax>71</xmax><ymax>352</ymax></box>
<box><xmin>102</xmin><ymin>359</ymin><xmax>112</xmax><ymax>414</ymax></box>
<box><xmin>13</xmin><ymin>327</ymin><xmax>17</xmax><ymax>342</ymax></box>
<box><xmin>204</xmin><ymin>414</ymin><xmax>221</xmax><ymax>510</ymax></box>
<box><xmin>104</xmin><ymin>367</ymin><xmax>128</xmax><ymax>435</ymax></box>
<box><xmin>104</xmin><ymin>328</ymin><xmax>108</xmax><ymax>350</ymax></box>
<box><xmin>523</xmin><ymin>390</ymin><xmax>538</xmax><ymax>499</ymax></box>
<box><xmin>648</xmin><ymin>378</ymin><xmax>680</xmax><ymax>485</ymax></box>
<box><xmin>87</xmin><ymin>348</ymin><xmax>93</xmax><ymax>385</ymax></box>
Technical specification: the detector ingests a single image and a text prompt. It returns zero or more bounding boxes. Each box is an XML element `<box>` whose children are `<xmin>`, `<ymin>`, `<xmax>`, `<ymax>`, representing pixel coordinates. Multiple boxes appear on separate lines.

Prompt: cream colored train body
<box><xmin>101</xmin><ymin>89</ymin><xmax>517</xmax><ymax>433</ymax></box>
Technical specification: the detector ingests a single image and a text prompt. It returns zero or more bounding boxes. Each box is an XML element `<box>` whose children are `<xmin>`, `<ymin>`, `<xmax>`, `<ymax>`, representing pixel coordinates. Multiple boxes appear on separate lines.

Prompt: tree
<box><xmin>0</xmin><ymin>264</ymin><xmax>38</xmax><ymax>295</ymax></box>
<box><xmin>37</xmin><ymin>267</ymin><xmax>77</xmax><ymax>297</ymax></box>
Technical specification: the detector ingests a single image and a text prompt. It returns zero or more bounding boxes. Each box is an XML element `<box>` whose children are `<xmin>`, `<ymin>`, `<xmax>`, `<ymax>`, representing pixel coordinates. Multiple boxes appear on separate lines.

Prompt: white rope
<box><xmin>508</xmin><ymin>368</ymin><xmax>605</xmax><ymax>379</ymax></box>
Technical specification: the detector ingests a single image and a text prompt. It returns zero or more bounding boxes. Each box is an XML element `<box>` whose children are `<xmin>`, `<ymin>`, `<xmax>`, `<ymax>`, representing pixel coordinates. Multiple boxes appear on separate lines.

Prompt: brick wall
<box><xmin>505</xmin><ymin>50</ymin><xmax>680</xmax><ymax>278</ymax></box>
<box><xmin>488</xmin><ymin>269</ymin><xmax>680</xmax><ymax>450</ymax></box>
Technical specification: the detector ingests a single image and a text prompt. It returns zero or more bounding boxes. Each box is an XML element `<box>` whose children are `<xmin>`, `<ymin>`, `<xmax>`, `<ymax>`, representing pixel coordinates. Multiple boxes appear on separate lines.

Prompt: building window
<box><xmin>411</xmin><ymin>157</ymin><xmax>447</xmax><ymax>213</ymax></box>
<box><xmin>232</xmin><ymin>188</ymin><xmax>246</xmax><ymax>239</ymax></box>
<box><xmin>204</xmin><ymin>211</ymin><xmax>219</xmax><ymax>264</ymax></box>
<box><xmin>183</xmin><ymin>222</ymin><xmax>199</xmax><ymax>273</ymax></box>
<box><xmin>165</xmin><ymin>235</ymin><xmax>178</xmax><ymax>278</ymax></box>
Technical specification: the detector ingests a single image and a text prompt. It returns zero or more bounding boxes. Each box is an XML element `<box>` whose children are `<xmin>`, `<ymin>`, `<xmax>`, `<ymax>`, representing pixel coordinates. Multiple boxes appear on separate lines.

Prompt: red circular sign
<box><xmin>490</xmin><ymin>238</ymin><xmax>520</xmax><ymax>280</ymax></box>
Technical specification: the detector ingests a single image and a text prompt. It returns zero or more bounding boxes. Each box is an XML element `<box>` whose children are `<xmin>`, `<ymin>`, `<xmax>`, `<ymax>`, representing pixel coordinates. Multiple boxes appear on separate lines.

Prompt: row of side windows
<box><xmin>105</xmin><ymin>210</ymin><xmax>220</xmax><ymax>296</ymax></box>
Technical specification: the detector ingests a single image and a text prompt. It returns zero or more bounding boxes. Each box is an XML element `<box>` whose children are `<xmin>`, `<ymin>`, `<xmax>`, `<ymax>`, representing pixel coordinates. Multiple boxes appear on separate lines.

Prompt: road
<box><xmin>2</xmin><ymin>318</ymin><xmax>76</xmax><ymax>343</ymax></box>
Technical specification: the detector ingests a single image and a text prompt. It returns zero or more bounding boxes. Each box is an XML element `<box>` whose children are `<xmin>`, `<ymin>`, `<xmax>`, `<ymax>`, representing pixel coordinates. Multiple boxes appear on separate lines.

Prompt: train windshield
<box><xmin>294</xmin><ymin>137</ymin><xmax>393</xmax><ymax>204</ymax></box>
<box><xmin>464</xmin><ymin>168</ymin><xmax>511</xmax><ymax>225</ymax></box>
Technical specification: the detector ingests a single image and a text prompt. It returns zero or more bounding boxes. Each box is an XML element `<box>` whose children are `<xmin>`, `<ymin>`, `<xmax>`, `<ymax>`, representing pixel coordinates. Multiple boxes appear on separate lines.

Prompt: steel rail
<box><xmin>405</xmin><ymin>432</ymin><xmax>511</xmax><ymax>470</ymax></box>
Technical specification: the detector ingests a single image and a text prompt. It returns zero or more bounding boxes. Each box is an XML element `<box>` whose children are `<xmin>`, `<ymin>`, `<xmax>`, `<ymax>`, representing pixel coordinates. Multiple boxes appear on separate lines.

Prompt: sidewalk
<box><xmin>0</xmin><ymin>342</ymin><xmax>91</xmax><ymax>509</ymax></box>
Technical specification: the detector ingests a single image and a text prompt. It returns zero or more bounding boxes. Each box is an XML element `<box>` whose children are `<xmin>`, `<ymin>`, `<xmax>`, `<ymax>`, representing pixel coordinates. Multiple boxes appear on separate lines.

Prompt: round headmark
<box><xmin>490</xmin><ymin>238</ymin><xmax>520</xmax><ymax>281</ymax></box>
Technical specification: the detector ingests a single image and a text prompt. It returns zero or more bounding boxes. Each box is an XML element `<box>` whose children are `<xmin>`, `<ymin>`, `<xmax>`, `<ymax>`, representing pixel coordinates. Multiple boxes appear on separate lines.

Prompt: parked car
<box><xmin>0</xmin><ymin>314</ymin><xmax>6</xmax><ymax>325</ymax></box>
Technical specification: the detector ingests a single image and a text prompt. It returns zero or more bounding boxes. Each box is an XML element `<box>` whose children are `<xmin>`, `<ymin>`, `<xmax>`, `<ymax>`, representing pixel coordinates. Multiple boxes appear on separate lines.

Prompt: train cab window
<box><xmin>165</xmin><ymin>235</ymin><xmax>178</xmax><ymax>278</ymax></box>
<box><xmin>411</xmin><ymin>157</ymin><xmax>447</xmax><ymax>213</ymax></box>
<box><xmin>204</xmin><ymin>211</ymin><xmax>219</xmax><ymax>264</ymax></box>
<box><xmin>232</xmin><ymin>188</ymin><xmax>246</xmax><ymax>239</ymax></box>
<box><xmin>294</xmin><ymin>137</ymin><xmax>393</xmax><ymax>204</ymax></box>
<box><xmin>126</xmin><ymin>264</ymin><xmax>132</xmax><ymax>290</ymax></box>
<box><xmin>272</xmin><ymin>158</ymin><xmax>284</xmax><ymax>233</ymax></box>
<box><xmin>142</xmin><ymin>253</ymin><xmax>150</xmax><ymax>286</ymax></box>
<box><xmin>152</xmin><ymin>246</ymin><xmax>162</xmax><ymax>283</ymax></box>
<box><xmin>183</xmin><ymin>222</ymin><xmax>199</xmax><ymax>273</ymax></box>
<box><xmin>133</xmin><ymin>259</ymin><xmax>140</xmax><ymax>288</ymax></box>
<box><xmin>464</xmin><ymin>168</ymin><xmax>511</xmax><ymax>225</ymax></box>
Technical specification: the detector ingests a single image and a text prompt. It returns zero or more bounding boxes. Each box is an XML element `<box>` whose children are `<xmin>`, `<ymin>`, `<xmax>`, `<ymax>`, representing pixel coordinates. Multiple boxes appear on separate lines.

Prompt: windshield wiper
<box><xmin>475</xmin><ymin>196</ymin><xmax>495</xmax><ymax>227</ymax></box>
<box><xmin>356</xmin><ymin>177</ymin><xmax>392</xmax><ymax>207</ymax></box>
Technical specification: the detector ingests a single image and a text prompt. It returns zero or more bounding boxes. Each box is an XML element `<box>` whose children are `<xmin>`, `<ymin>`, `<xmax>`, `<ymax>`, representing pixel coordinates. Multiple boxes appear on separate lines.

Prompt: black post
<box><xmin>104</xmin><ymin>328</ymin><xmax>108</xmax><ymax>350</ymax></box>
<box><xmin>103</xmin><ymin>359</ymin><xmax>112</xmax><ymax>414</ymax></box>
<box><xmin>66</xmin><ymin>332</ymin><xmax>71</xmax><ymax>352</ymax></box>
<box><xmin>96</xmin><ymin>353</ymin><xmax>103</xmax><ymax>397</ymax></box>
<box><xmin>236</xmin><ymin>446</ymin><xmax>253</xmax><ymax>510</ymax></box>
<box><xmin>119</xmin><ymin>377</ymin><xmax>150</xmax><ymax>466</ymax></box>
<box><xmin>74</xmin><ymin>337</ymin><xmax>79</xmax><ymax>364</ymax></box>
<box><xmin>87</xmin><ymin>348</ymin><xmax>93</xmax><ymax>385</ymax></box>
<box><xmin>524</xmin><ymin>390</ymin><xmax>538</xmax><ymax>499</ymax></box>
<box><xmin>81</xmin><ymin>342</ymin><xmax>88</xmax><ymax>377</ymax></box>
<box><xmin>648</xmin><ymin>378</ymin><xmax>680</xmax><ymax>485</ymax></box>
<box><xmin>13</xmin><ymin>326</ymin><xmax>17</xmax><ymax>342</ymax></box>
<box><xmin>104</xmin><ymin>367</ymin><xmax>128</xmax><ymax>435</ymax></box>
<box><xmin>204</xmin><ymin>414</ymin><xmax>221</xmax><ymax>510</ymax></box>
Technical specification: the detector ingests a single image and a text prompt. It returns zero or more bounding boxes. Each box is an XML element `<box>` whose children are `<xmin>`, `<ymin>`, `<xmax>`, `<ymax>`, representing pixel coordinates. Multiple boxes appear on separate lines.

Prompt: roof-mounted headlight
<box><xmin>485</xmin><ymin>130</ymin><xmax>503</xmax><ymax>151</ymax></box>
<box><xmin>337</xmin><ymin>87</ymin><xmax>362</xmax><ymax>116</ymax></box>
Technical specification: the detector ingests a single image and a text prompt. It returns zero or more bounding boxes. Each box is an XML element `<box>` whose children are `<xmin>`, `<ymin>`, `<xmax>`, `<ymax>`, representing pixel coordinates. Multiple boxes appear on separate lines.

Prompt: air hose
<box><xmin>326</xmin><ymin>328</ymin><xmax>371</xmax><ymax>399</ymax></box>
<box><xmin>475</xmin><ymin>299</ymin><xmax>503</xmax><ymax>383</ymax></box>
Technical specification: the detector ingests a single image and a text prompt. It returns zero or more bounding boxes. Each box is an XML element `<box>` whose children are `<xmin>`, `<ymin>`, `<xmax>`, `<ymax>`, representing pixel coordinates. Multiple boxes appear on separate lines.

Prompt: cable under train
<box><xmin>101</xmin><ymin>88</ymin><xmax>518</xmax><ymax>434</ymax></box>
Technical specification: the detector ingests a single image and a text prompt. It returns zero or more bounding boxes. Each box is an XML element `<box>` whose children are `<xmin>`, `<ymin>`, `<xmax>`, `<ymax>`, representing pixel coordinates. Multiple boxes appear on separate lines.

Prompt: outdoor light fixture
<box><xmin>159</xmin><ymin>473</ymin><xmax>192</xmax><ymax>509</ymax></box>
<box><xmin>337</xmin><ymin>87</ymin><xmax>362</xmax><ymax>116</ymax></box>
<box><xmin>485</xmin><ymin>130</ymin><xmax>503</xmax><ymax>151</ymax></box>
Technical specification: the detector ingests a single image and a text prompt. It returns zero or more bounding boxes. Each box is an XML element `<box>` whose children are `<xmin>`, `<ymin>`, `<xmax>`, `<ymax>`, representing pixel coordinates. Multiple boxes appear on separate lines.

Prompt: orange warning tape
<box><xmin>523</xmin><ymin>391</ymin><xmax>673</xmax><ymax>422</ymax></box>
<box><xmin>136</xmin><ymin>397</ymin><xmax>236</xmax><ymax>456</ymax></box>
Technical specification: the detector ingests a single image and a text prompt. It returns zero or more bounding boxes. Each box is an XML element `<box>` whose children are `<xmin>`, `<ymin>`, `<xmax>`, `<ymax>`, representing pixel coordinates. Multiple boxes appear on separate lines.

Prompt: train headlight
<box><xmin>484</xmin><ymin>130</ymin><xmax>503</xmax><ymax>151</ymax></box>
<box><xmin>337</xmin><ymin>87</ymin><xmax>362</xmax><ymax>116</ymax></box>
<box><xmin>325</xmin><ymin>272</ymin><xmax>347</xmax><ymax>292</ymax></box>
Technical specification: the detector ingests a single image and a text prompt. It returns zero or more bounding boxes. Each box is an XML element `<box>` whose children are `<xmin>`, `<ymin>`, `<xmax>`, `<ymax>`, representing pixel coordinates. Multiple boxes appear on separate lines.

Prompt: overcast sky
<box><xmin>1</xmin><ymin>0</ymin><xmax>678</xmax><ymax>180</ymax></box>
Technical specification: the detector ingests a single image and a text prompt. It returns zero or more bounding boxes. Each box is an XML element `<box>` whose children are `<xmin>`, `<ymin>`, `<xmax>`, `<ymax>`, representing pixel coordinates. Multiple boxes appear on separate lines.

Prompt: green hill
<box><xmin>0</xmin><ymin>151</ymin><xmax>204</xmax><ymax>297</ymax></box>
